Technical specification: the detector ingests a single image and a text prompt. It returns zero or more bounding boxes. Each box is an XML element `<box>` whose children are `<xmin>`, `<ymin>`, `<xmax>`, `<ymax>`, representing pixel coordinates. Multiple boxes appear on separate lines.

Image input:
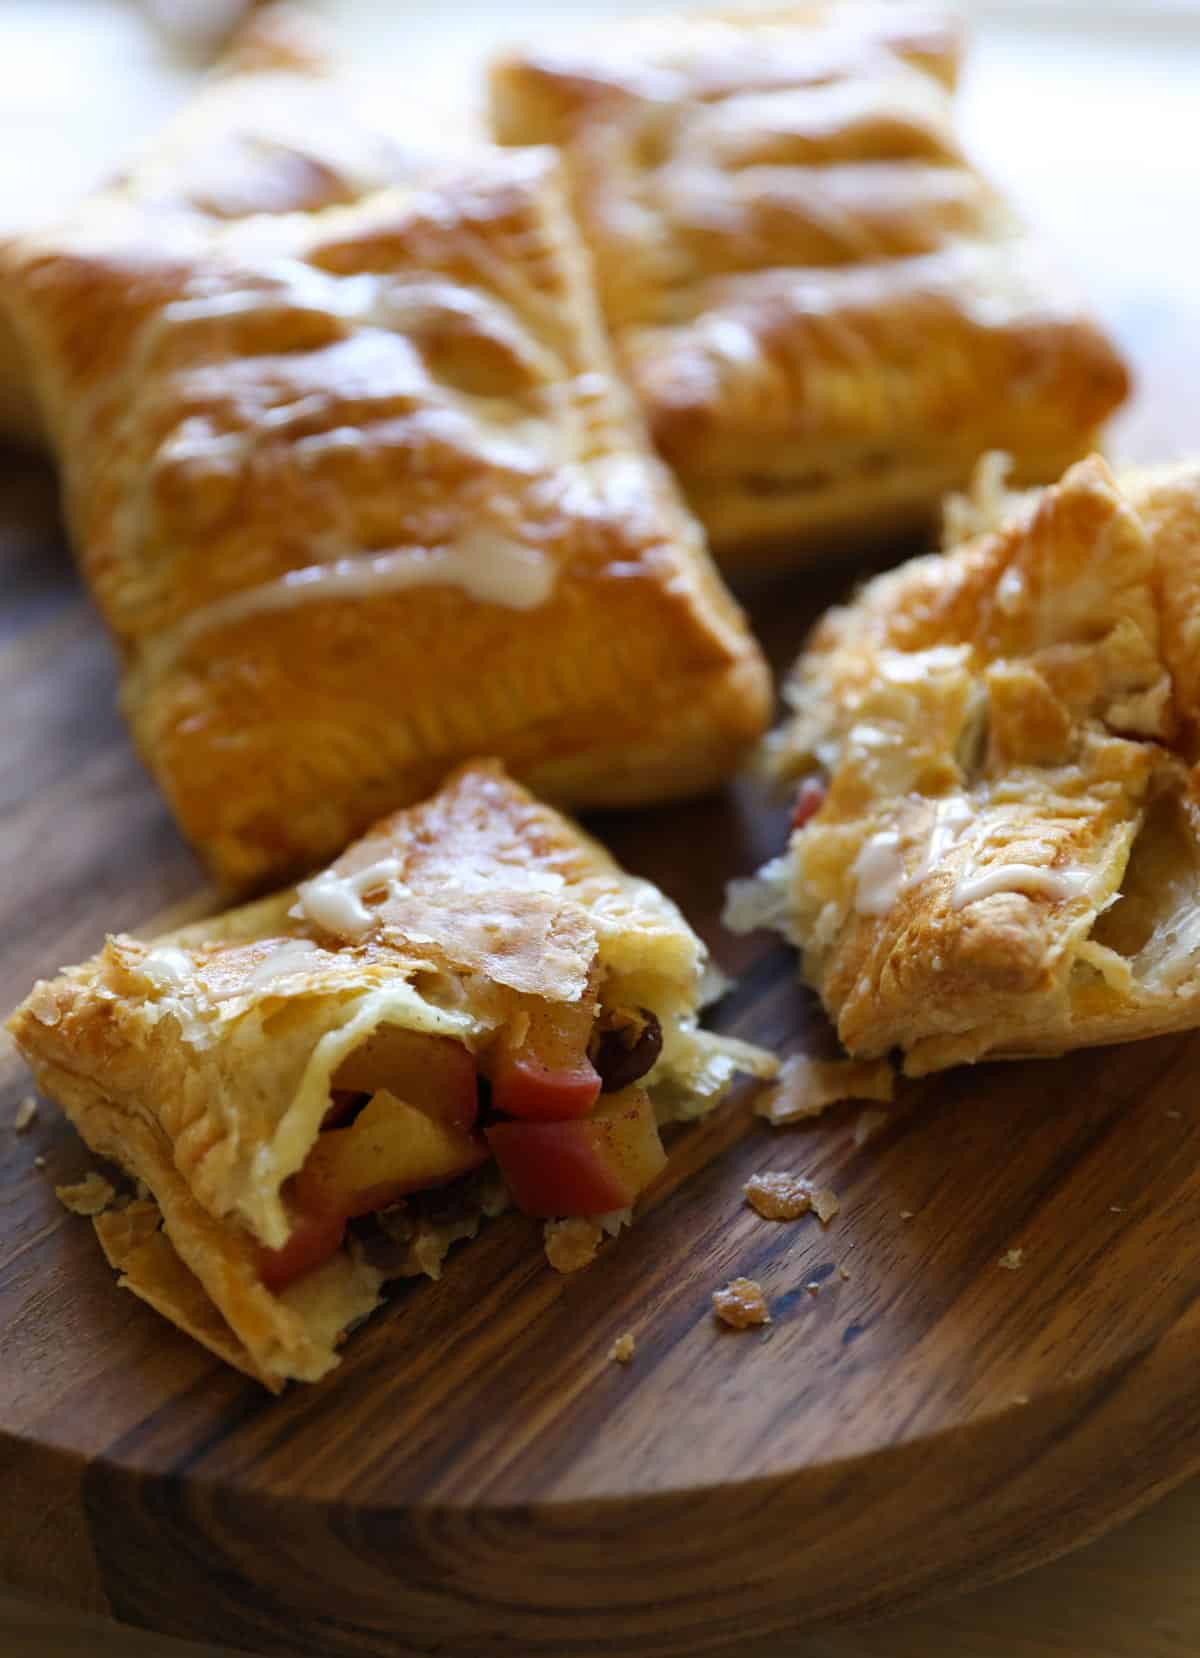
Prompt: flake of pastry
<box><xmin>756</xmin><ymin>1053</ymin><xmax>895</xmax><ymax>1126</ymax></box>
<box><xmin>544</xmin><ymin>1218</ymin><xmax>604</xmax><ymax>1274</ymax></box>
<box><xmin>811</xmin><ymin>1187</ymin><xmax>841</xmax><ymax>1225</ymax></box>
<box><xmin>56</xmin><ymin>1173</ymin><xmax>117</xmax><ymax>1218</ymax></box>
<box><xmin>899</xmin><ymin>1210</ymin><xmax>915</xmax><ymax>1221</ymax></box>
<box><xmin>13</xmin><ymin>1096</ymin><xmax>37</xmax><ymax>1133</ymax></box>
<box><xmin>33</xmin><ymin>1155</ymin><xmax>47</xmax><ymax>1171</ymax></box>
<box><xmin>730</xmin><ymin>453</ymin><xmax>1200</xmax><ymax>1075</ymax></box>
<box><xmin>713</xmin><ymin>1277</ymin><xmax>770</xmax><ymax>1329</ymax></box>
<box><xmin>744</xmin><ymin>1170</ymin><xmax>814</xmax><ymax>1221</ymax></box>
<box><xmin>838</xmin><ymin>1264</ymin><xmax>851</xmax><ymax>1281</ymax></box>
<box><xmin>490</xmin><ymin>7</ymin><xmax>1128</xmax><ymax>561</ymax></box>
<box><xmin>998</xmin><ymin>1249</ymin><xmax>1025</xmax><ymax>1271</ymax></box>
<box><xmin>608</xmin><ymin>1331</ymin><xmax>636</xmax><ymax>1364</ymax></box>
<box><xmin>9</xmin><ymin>762</ymin><xmax>772</xmax><ymax>1389</ymax></box>
<box><xmin>6</xmin><ymin>144</ymin><xmax>769</xmax><ymax>889</ymax></box>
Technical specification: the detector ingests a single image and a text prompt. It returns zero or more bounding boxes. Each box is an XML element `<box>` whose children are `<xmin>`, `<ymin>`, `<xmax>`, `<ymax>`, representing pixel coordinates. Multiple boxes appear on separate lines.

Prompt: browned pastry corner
<box><xmin>5</xmin><ymin>146</ymin><xmax>769</xmax><ymax>889</ymax></box>
<box><xmin>8</xmin><ymin>761</ymin><xmax>774</xmax><ymax>1389</ymax></box>
<box><xmin>727</xmin><ymin>453</ymin><xmax>1200</xmax><ymax>1074</ymax></box>
<box><xmin>0</xmin><ymin>0</ymin><xmax>482</xmax><ymax>449</ymax></box>
<box><xmin>490</xmin><ymin>5</ymin><xmax>1130</xmax><ymax>563</ymax></box>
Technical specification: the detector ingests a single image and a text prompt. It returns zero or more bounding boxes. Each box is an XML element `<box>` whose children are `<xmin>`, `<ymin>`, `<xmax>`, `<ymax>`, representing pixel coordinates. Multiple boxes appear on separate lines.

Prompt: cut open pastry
<box><xmin>726</xmin><ymin>452</ymin><xmax>1200</xmax><ymax>1075</ymax></box>
<box><xmin>8</xmin><ymin>761</ymin><xmax>774</xmax><ymax>1390</ymax></box>
<box><xmin>4</xmin><ymin>145</ymin><xmax>769</xmax><ymax>890</ymax></box>
<box><xmin>490</xmin><ymin>5</ymin><xmax>1129</xmax><ymax>561</ymax></box>
<box><xmin>0</xmin><ymin>2</ymin><xmax>482</xmax><ymax>449</ymax></box>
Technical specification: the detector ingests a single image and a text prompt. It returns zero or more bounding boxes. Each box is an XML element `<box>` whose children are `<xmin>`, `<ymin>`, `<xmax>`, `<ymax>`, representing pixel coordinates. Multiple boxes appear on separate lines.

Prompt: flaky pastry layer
<box><xmin>728</xmin><ymin>454</ymin><xmax>1200</xmax><ymax>1073</ymax></box>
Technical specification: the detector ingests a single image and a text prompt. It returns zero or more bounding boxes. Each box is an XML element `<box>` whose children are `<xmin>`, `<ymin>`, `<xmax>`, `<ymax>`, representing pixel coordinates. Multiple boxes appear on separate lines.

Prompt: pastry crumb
<box><xmin>56</xmin><ymin>1171</ymin><xmax>116</xmax><ymax>1217</ymax></box>
<box><xmin>713</xmin><ymin>1277</ymin><xmax>770</xmax><ymax>1329</ymax></box>
<box><xmin>13</xmin><ymin>1096</ymin><xmax>37</xmax><ymax>1133</ymax></box>
<box><xmin>805</xmin><ymin>1281</ymin><xmax>821</xmax><ymax>1296</ymax></box>
<box><xmin>544</xmin><ymin>1217</ymin><xmax>604</xmax><ymax>1273</ymax></box>
<box><xmin>853</xmin><ymin>1107</ymin><xmax>889</xmax><ymax>1147</ymax></box>
<box><xmin>899</xmin><ymin>1209</ymin><xmax>915</xmax><ymax>1221</ymax></box>
<box><xmin>33</xmin><ymin>1154</ymin><xmax>47</xmax><ymax>1170</ymax></box>
<box><xmin>1012</xmin><ymin>1393</ymin><xmax>1031</xmax><ymax>1406</ymax></box>
<box><xmin>838</xmin><ymin>1264</ymin><xmax>851</xmax><ymax>1281</ymax></box>
<box><xmin>999</xmin><ymin>1248</ymin><xmax>1025</xmax><ymax>1271</ymax></box>
<box><xmin>745</xmin><ymin>1170</ymin><xmax>813</xmax><ymax>1220</ymax></box>
<box><xmin>756</xmin><ymin>1053</ymin><xmax>894</xmax><ymax>1126</ymax></box>
<box><xmin>609</xmin><ymin>1331</ymin><xmax>636</xmax><ymax>1365</ymax></box>
<box><xmin>811</xmin><ymin>1186</ymin><xmax>840</xmax><ymax>1225</ymax></box>
<box><xmin>1166</xmin><ymin>1109</ymin><xmax>1182</xmax><ymax>1120</ymax></box>
<box><xmin>1110</xmin><ymin>1204</ymin><xmax>1124</xmax><ymax>1213</ymax></box>
<box><xmin>744</xmin><ymin>1171</ymin><xmax>839</xmax><ymax>1224</ymax></box>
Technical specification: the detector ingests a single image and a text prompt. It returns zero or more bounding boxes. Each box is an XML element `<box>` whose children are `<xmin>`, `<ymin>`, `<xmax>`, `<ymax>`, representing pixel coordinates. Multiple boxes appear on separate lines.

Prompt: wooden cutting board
<box><xmin>7</xmin><ymin>455</ymin><xmax>1200</xmax><ymax>1658</ymax></box>
<box><xmin>4</xmin><ymin>8</ymin><xmax>1200</xmax><ymax>1657</ymax></box>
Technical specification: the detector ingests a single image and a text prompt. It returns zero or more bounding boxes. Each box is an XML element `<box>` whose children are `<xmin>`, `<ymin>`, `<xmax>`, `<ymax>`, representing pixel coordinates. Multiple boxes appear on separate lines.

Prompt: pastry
<box><xmin>0</xmin><ymin>2</ymin><xmax>481</xmax><ymax>449</ymax></box>
<box><xmin>4</xmin><ymin>146</ymin><xmax>770</xmax><ymax>889</ymax></box>
<box><xmin>490</xmin><ymin>5</ymin><xmax>1130</xmax><ymax>561</ymax></box>
<box><xmin>726</xmin><ymin>452</ymin><xmax>1200</xmax><ymax>1074</ymax></box>
<box><xmin>9</xmin><ymin>760</ymin><xmax>775</xmax><ymax>1389</ymax></box>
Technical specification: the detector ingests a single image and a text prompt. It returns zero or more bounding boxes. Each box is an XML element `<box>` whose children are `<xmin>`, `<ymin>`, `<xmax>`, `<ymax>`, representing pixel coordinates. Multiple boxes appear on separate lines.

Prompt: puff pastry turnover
<box><xmin>727</xmin><ymin>453</ymin><xmax>1200</xmax><ymax>1074</ymax></box>
<box><xmin>490</xmin><ymin>5</ymin><xmax>1130</xmax><ymax>560</ymax></box>
<box><xmin>9</xmin><ymin>761</ymin><xmax>773</xmax><ymax>1389</ymax></box>
<box><xmin>5</xmin><ymin>147</ymin><xmax>769</xmax><ymax>889</ymax></box>
<box><xmin>0</xmin><ymin>2</ymin><xmax>478</xmax><ymax>448</ymax></box>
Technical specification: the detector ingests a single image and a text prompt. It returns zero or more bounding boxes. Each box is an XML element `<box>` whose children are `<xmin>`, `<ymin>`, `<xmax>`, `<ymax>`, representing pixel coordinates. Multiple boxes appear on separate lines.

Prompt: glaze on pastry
<box><xmin>0</xmin><ymin>2</ymin><xmax>480</xmax><ymax>448</ymax></box>
<box><xmin>490</xmin><ymin>5</ymin><xmax>1130</xmax><ymax>560</ymax></box>
<box><xmin>727</xmin><ymin>453</ymin><xmax>1200</xmax><ymax>1074</ymax></box>
<box><xmin>5</xmin><ymin>147</ymin><xmax>769</xmax><ymax>888</ymax></box>
<box><xmin>9</xmin><ymin>761</ymin><xmax>775</xmax><ymax>1389</ymax></box>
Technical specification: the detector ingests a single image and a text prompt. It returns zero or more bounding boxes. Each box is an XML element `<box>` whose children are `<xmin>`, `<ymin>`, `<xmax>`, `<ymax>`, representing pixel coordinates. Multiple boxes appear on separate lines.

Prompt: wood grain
<box><xmin>4</xmin><ymin>6</ymin><xmax>1200</xmax><ymax>1658</ymax></box>
<box><xmin>7</xmin><ymin>457</ymin><xmax>1200</xmax><ymax>1655</ymax></box>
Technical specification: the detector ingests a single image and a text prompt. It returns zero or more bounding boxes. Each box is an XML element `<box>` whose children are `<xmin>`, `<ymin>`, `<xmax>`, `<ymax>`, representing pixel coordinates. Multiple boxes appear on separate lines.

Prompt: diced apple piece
<box><xmin>296</xmin><ymin>1089</ymin><xmax>487</xmax><ymax>1221</ymax></box>
<box><xmin>259</xmin><ymin>1205</ymin><xmax>347</xmax><ymax>1295</ymax></box>
<box><xmin>487</xmin><ymin>988</ymin><xmax>601</xmax><ymax>1121</ymax></box>
<box><xmin>486</xmin><ymin>1086</ymin><xmax>667</xmax><ymax>1217</ymax></box>
<box><xmin>333</xmin><ymin>1028</ymin><xmax>478</xmax><ymax>1132</ymax></box>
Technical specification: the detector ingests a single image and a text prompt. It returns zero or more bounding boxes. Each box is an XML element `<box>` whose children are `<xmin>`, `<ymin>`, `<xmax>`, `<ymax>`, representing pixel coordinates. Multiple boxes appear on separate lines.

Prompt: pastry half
<box><xmin>490</xmin><ymin>5</ymin><xmax>1130</xmax><ymax>562</ymax></box>
<box><xmin>9</xmin><ymin>761</ymin><xmax>774</xmax><ymax>1390</ymax></box>
<box><xmin>5</xmin><ymin>145</ymin><xmax>769</xmax><ymax>889</ymax></box>
<box><xmin>0</xmin><ymin>2</ymin><xmax>479</xmax><ymax>449</ymax></box>
<box><xmin>726</xmin><ymin>453</ymin><xmax>1200</xmax><ymax>1074</ymax></box>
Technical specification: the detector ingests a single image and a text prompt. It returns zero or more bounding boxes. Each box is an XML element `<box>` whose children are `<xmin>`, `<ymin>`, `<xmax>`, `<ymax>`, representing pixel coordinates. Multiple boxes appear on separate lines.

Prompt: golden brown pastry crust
<box><xmin>6</xmin><ymin>147</ymin><xmax>768</xmax><ymax>889</ymax></box>
<box><xmin>0</xmin><ymin>2</ymin><xmax>482</xmax><ymax>450</ymax></box>
<box><xmin>490</xmin><ymin>5</ymin><xmax>1129</xmax><ymax>562</ymax></box>
<box><xmin>9</xmin><ymin>762</ymin><xmax>767</xmax><ymax>1387</ymax></box>
<box><xmin>728</xmin><ymin>454</ymin><xmax>1200</xmax><ymax>1074</ymax></box>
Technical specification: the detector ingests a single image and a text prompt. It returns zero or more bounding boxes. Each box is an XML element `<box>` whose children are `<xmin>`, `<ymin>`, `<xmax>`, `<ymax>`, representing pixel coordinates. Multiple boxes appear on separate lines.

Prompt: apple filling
<box><xmin>259</xmin><ymin>988</ymin><xmax>668</xmax><ymax>1293</ymax></box>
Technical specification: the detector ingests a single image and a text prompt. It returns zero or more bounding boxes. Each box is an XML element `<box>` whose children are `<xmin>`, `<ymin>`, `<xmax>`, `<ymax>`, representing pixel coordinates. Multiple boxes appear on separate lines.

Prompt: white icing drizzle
<box><xmin>852</xmin><ymin>832</ymin><xmax>906</xmax><ymax>917</ymax></box>
<box><xmin>296</xmin><ymin>857</ymin><xmax>403</xmax><ymax>939</ymax></box>
<box><xmin>915</xmin><ymin>796</ymin><xmax>975</xmax><ymax>881</ymax></box>
<box><xmin>137</xmin><ymin>945</ymin><xmax>193</xmax><ymax>989</ymax></box>
<box><xmin>241</xmin><ymin>939</ymin><xmax>324</xmax><ymax>993</ymax></box>
<box><xmin>952</xmin><ymin>865</ymin><xmax>1090</xmax><ymax>909</ymax></box>
<box><xmin>146</xmin><ymin>534</ymin><xmax>555</xmax><ymax>673</ymax></box>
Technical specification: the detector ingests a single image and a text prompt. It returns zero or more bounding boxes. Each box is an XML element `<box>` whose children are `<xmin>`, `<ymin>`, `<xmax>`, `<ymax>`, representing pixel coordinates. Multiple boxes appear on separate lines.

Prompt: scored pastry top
<box><xmin>728</xmin><ymin>454</ymin><xmax>1200</xmax><ymax>1075</ymax></box>
<box><xmin>5</xmin><ymin>145</ymin><xmax>768</xmax><ymax>887</ymax></box>
<box><xmin>491</xmin><ymin>4</ymin><xmax>1129</xmax><ymax>553</ymax></box>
